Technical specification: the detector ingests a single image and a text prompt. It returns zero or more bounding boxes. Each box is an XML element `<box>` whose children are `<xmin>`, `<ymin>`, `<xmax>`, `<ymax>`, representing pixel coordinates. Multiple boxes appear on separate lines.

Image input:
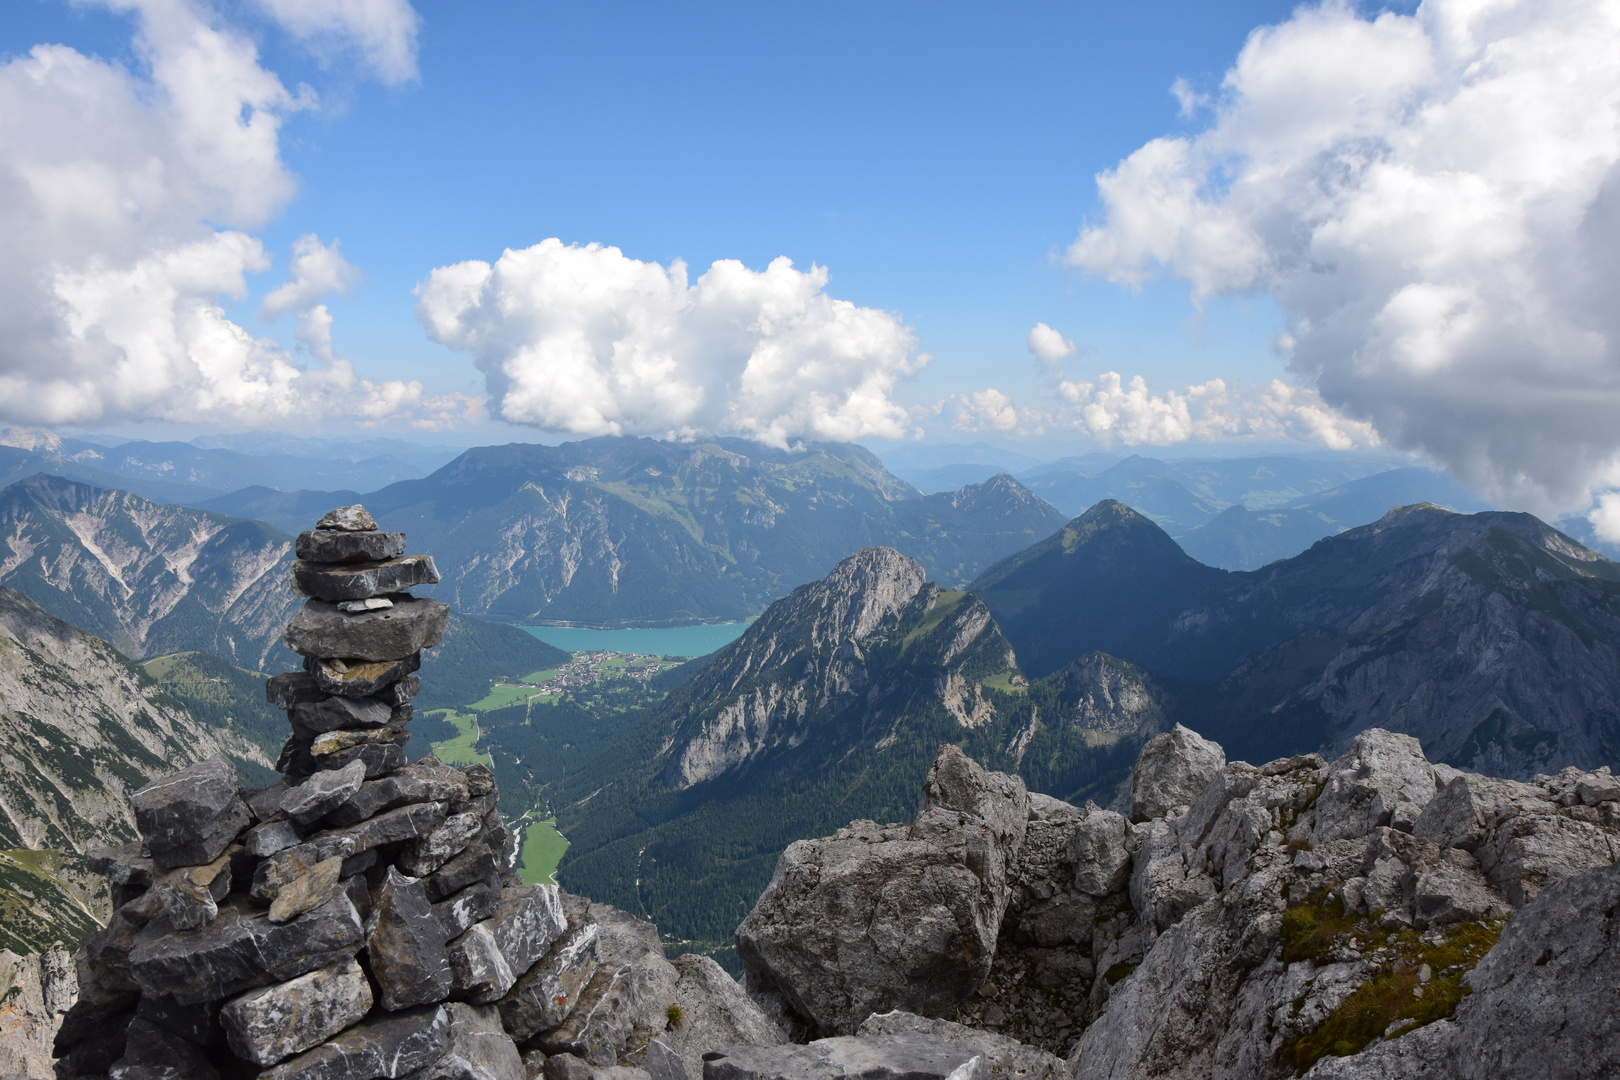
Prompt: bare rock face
<box><xmin>368</xmin><ymin>867</ymin><xmax>454</xmax><ymax>1010</ymax></box>
<box><xmin>857</xmin><ymin>1011</ymin><xmax>1066</xmax><ymax>1080</ymax></box>
<box><xmin>1312</xmin><ymin>729</ymin><xmax>1437</xmax><ymax>843</ymax></box>
<box><xmin>129</xmin><ymin>755</ymin><xmax>249</xmax><ymax>870</ymax></box>
<box><xmin>284</xmin><ymin>597</ymin><xmax>450</xmax><ymax>663</ymax></box>
<box><xmin>666</xmin><ymin>954</ymin><xmax>784</xmax><ymax>1080</ymax></box>
<box><xmin>736</xmin><ymin>746</ymin><xmax>1028</xmax><ymax>1036</ymax></box>
<box><xmin>220</xmin><ymin>958</ymin><xmax>373</xmax><ymax>1065</ymax></box>
<box><xmin>1128</xmin><ymin>725</ymin><xmax>1225</xmax><ymax>823</ymax></box>
<box><xmin>701</xmin><ymin>1033</ymin><xmax>986</xmax><ymax>1080</ymax></box>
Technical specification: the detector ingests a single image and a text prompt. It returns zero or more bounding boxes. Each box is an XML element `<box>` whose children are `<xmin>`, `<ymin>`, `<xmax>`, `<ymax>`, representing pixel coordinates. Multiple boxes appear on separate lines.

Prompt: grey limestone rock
<box><xmin>297</xmin><ymin>529</ymin><xmax>407</xmax><ymax>564</ymax></box>
<box><xmin>261</xmin><ymin>1003</ymin><xmax>452</xmax><ymax>1080</ymax></box>
<box><xmin>736</xmin><ymin>746</ymin><xmax>1028</xmax><ymax>1036</ymax></box>
<box><xmin>644</xmin><ymin>1038</ymin><xmax>687</xmax><ymax>1080</ymax></box>
<box><xmin>127</xmin><ymin>894</ymin><xmax>364</xmax><ymax>1004</ymax></box>
<box><xmin>410</xmin><ymin>1003</ymin><xmax>526</xmax><ymax>1080</ymax></box>
<box><xmin>497</xmin><ymin>922</ymin><xmax>601</xmax><ymax>1041</ymax></box>
<box><xmin>135</xmin><ymin>992</ymin><xmax>216</xmax><ymax>1046</ymax></box>
<box><xmin>291</xmin><ymin>695</ymin><xmax>395</xmax><ymax>736</ymax></box>
<box><xmin>700</xmin><ymin>1034</ymin><xmax>984</xmax><ymax>1080</ymax></box>
<box><xmin>316</xmin><ymin>505</ymin><xmax>379</xmax><ymax>532</ymax></box>
<box><xmin>248</xmin><ymin>819</ymin><xmax>304</xmax><ymax>858</ymax></box>
<box><xmin>665</xmin><ymin>953</ymin><xmax>782</xmax><ymax>1080</ymax></box>
<box><xmin>368</xmin><ymin>867</ymin><xmax>454</xmax><ymax>1011</ymax></box>
<box><xmin>282</xmin><ymin>759</ymin><xmax>370</xmax><ymax>826</ymax></box>
<box><xmin>1448</xmin><ymin>859</ymin><xmax>1620</xmax><ymax>1078</ymax></box>
<box><xmin>129</xmin><ymin>755</ymin><xmax>249</xmax><ymax>869</ymax></box>
<box><xmin>220</xmin><ymin>958</ymin><xmax>373</xmax><ymax>1066</ymax></box>
<box><xmin>307</xmin><ymin>652</ymin><xmax>422</xmax><ymax>697</ymax></box>
<box><xmin>1312</xmin><ymin>729</ymin><xmax>1436</xmax><ymax>843</ymax></box>
<box><xmin>1473</xmin><ymin>802</ymin><xmax>1618</xmax><ymax>906</ymax></box>
<box><xmin>268</xmin><ymin>857</ymin><xmax>345</xmax><ymax>924</ymax></box>
<box><xmin>402</xmin><ymin>810</ymin><xmax>485</xmax><ymax>877</ymax></box>
<box><xmin>292</xmin><ymin>555</ymin><xmax>442</xmax><ymax>602</ymax></box>
<box><xmin>856</xmin><ymin>1011</ymin><xmax>1065</xmax><ymax>1080</ymax></box>
<box><xmin>449</xmin><ymin>885</ymin><xmax>569</xmax><ymax>1003</ymax></box>
<box><xmin>285</xmin><ymin>597</ymin><xmax>450</xmax><ymax>662</ymax></box>
<box><xmin>1413</xmin><ymin>772</ymin><xmax>1544</xmax><ymax>852</ymax></box>
<box><xmin>531</xmin><ymin>899</ymin><xmax>683</xmax><ymax>1068</ymax></box>
<box><xmin>1071</xmin><ymin>805</ymin><xmax>1132</xmax><ymax>897</ymax></box>
<box><xmin>149</xmin><ymin>847</ymin><xmax>234</xmax><ymax>930</ymax></box>
<box><xmin>254</xmin><ymin>801</ymin><xmax>449</xmax><ymax>900</ymax></box>
<box><xmin>435</xmin><ymin>877</ymin><xmax>503</xmax><ymax>942</ymax></box>
<box><xmin>108</xmin><ymin>1016</ymin><xmax>219</xmax><ymax>1080</ymax></box>
<box><xmin>427</xmin><ymin>846</ymin><xmax>503</xmax><ymax>902</ymax></box>
<box><xmin>1129</xmin><ymin>724</ymin><xmax>1224</xmax><ymax>823</ymax></box>
<box><xmin>86</xmin><ymin>841</ymin><xmax>159</xmax><ymax>888</ymax></box>
<box><xmin>269</xmin><ymin>672</ymin><xmax>329</xmax><ymax>709</ymax></box>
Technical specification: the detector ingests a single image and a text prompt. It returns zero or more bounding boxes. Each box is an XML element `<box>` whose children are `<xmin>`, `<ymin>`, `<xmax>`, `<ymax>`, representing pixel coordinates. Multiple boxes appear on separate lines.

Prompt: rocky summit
<box><xmin>733</xmin><ymin>729</ymin><xmax>1620</xmax><ymax>1079</ymax></box>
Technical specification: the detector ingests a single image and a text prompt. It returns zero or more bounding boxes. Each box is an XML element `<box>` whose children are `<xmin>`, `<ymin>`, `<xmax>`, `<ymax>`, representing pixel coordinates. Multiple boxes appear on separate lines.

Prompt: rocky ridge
<box><xmin>45</xmin><ymin>508</ymin><xmax>1010</xmax><ymax>1080</ymax></box>
<box><xmin>735</xmin><ymin>728</ymin><xmax>1620</xmax><ymax>1078</ymax></box>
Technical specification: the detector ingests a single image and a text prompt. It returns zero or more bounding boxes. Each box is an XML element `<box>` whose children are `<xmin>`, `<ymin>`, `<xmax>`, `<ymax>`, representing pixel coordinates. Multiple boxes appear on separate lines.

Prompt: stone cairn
<box><xmin>51</xmin><ymin>506</ymin><xmax>630</xmax><ymax>1080</ymax></box>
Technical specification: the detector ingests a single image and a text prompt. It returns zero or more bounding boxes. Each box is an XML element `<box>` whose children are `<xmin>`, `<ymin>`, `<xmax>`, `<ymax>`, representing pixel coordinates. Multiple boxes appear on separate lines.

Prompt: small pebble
<box><xmin>338</xmin><ymin>598</ymin><xmax>394</xmax><ymax>614</ymax></box>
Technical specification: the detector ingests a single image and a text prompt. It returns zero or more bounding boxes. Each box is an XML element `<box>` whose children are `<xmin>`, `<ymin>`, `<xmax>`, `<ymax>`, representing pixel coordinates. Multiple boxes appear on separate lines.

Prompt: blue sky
<box><xmin>3</xmin><ymin>0</ymin><xmax>1299</xmax><ymax>444</ymax></box>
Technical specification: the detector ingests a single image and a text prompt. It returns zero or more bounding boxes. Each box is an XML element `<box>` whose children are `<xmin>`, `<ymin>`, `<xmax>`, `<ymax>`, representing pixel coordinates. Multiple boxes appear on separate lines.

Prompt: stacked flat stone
<box><xmin>52</xmin><ymin>506</ymin><xmax>674</xmax><ymax>1080</ymax></box>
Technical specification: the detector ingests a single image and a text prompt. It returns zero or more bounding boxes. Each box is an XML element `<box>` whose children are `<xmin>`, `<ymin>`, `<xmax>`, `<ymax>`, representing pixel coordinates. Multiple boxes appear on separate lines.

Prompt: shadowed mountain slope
<box><xmin>974</xmin><ymin>501</ymin><xmax>1620</xmax><ymax>775</ymax></box>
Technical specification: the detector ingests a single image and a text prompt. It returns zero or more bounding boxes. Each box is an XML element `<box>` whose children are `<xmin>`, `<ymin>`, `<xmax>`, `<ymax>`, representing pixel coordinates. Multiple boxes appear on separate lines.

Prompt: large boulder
<box><xmin>1312</xmin><ymin>729</ymin><xmax>1437</xmax><ymax>843</ymax></box>
<box><xmin>220</xmin><ymin>958</ymin><xmax>373</xmax><ymax>1066</ymax></box>
<box><xmin>1128</xmin><ymin>725</ymin><xmax>1224</xmax><ymax>823</ymax></box>
<box><xmin>735</xmin><ymin>746</ymin><xmax>1028</xmax><ymax>1036</ymax></box>
<box><xmin>129</xmin><ymin>755</ymin><xmax>251</xmax><ymax>869</ymax></box>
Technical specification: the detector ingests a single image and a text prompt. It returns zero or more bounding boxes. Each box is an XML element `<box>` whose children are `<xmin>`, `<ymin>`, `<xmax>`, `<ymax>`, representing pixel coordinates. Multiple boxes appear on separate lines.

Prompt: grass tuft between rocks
<box><xmin>1276</xmin><ymin>887</ymin><xmax>1505</xmax><ymax>1075</ymax></box>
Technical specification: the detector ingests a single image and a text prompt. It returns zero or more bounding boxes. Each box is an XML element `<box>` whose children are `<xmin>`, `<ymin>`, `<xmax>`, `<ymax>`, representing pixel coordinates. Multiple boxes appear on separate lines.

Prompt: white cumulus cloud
<box><xmin>1026</xmin><ymin>322</ymin><xmax>1077</xmax><ymax>365</ymax></box>
<box><xmin>1067</xmin><ymin>0</ymin><xmax>1620</xmax><ymax>523</ymax></box>
<box><xmin>256</xmin><ymin>0</ymin><xmax>420</xmax><ymax>85</ymax></box>
<box><xmin>0</xmin><ymin>0</ymin><xmax>446</xmax><ymax>429</ymax></box>
<box><xmin>416</xmin><ymin>239</ymin><xmax>928</xmax><ymax>447</ymax></box>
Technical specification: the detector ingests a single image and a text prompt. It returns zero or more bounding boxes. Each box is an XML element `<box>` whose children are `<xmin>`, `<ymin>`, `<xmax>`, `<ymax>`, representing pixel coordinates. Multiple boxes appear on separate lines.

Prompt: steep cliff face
<box><xmin>977</xmin><ymin>501</ymin><xmax>1620</xmax><ymax>777</ymax></box>
<box><xmin>0</xmin><ymin>587</ymin><xmax>265</xmax><ymax>858</ymax></box>
<box><xmin>658</xmin><ymin>548</ymin><xmax>1018</xmax><ymax>788</ymax></box>
<box><xmin>0</xmin><ymin>475</ymin><xmax>299</xmax><ymax>670</ymax></box>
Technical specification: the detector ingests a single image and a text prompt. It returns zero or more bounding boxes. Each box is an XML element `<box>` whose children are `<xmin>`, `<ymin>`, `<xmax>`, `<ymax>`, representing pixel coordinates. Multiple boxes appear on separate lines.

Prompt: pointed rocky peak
<box><xmin>800</xmin><ymin>547</ymin><xmax>929</xmax><ymax>645</ymax></box>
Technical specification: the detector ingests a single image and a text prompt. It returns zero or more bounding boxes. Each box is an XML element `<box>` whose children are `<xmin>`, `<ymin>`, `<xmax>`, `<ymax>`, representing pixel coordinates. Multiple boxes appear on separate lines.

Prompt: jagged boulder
<box><xmin>1312</xmin><ymin>729</ymin><xmax>1437</xmax><ymax>842</ymax></box>
<box><xmin>1128</xmin><ymin>724</ymin><xmax>1224</xmax><ymax>823</ymax></box>
<box><xmin>736</xmin><ymin>745</ymin><xmax>1028</xmax><ymax>1036</ymax></box>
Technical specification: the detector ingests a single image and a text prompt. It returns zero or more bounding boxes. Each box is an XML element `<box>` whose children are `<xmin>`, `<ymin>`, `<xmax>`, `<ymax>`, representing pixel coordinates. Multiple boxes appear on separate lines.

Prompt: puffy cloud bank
<box><xmin>417</xmin><ymin>240</ymin><xmax>927</xmax><ymax>447</ymax></box>
<box><xmin>0</xmin><ymin>0</ymin><xmax>464</xmax><ymax>429</ymax></box>
<box><xmin>1068</xmin><ymin>0</ymin><xmax>1620</xmax><ymax>526</ymax></box>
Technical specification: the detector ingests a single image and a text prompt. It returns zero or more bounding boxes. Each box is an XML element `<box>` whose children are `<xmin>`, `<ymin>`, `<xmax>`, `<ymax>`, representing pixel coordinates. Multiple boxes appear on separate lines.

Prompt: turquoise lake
<box><xmin>518</xmin><ymin>621</ymin><xmax>753</xmax><ymax>658</ymax></box>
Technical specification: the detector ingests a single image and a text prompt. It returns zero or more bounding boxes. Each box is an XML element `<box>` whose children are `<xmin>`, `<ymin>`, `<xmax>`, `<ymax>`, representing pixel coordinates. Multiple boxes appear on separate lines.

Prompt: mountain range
<box><xmin>0</xmin><ymin>429</ymin><xmax>458</xmax><ymax>505</ymax></box>
<box><xmin>204</xmin><ymin>437</ymin><xmax>1070</xmax><ymax>627</ymax></box>
<box><xmin>972</xmin><ymin>499</ymin><xmax>1620</xmax><ymax>774</ymax></box>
